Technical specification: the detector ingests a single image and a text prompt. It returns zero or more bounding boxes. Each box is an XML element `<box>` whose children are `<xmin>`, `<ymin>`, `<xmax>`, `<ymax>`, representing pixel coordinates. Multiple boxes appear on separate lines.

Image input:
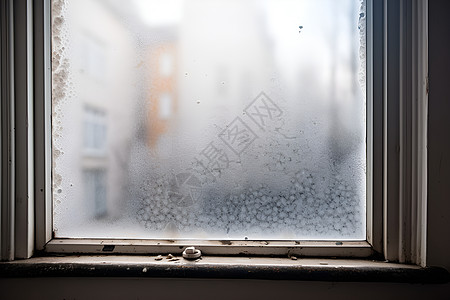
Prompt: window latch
<box><xmin>182</xmin><ymin>246</ymin><xmax>202</xmax><ymax>260</ymax></box>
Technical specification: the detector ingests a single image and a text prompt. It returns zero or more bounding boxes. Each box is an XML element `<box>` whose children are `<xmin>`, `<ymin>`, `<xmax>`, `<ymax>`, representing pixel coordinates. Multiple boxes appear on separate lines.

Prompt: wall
<box><xmin>427</xmin><ymin>0</ymin><xmax>450</xmax><ymax>272</ymax></box>
<box><xmin>0</xmin><ymin>277</ymin><xmax>449</xmax><ymax>300</ymax></box>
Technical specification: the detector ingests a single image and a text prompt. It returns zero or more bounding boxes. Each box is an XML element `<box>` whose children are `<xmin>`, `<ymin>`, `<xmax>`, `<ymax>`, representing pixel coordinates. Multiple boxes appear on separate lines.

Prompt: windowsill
<box><xmin>1</xmin><ymin>256</ymin><xmax>449</xmax><ymax>283</ymax></box>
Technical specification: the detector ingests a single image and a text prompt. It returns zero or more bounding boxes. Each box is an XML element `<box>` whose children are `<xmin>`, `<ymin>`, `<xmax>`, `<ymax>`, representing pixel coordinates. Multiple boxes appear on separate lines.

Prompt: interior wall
<box><xmin>427</xmin><ymin>0</ymin><xmax>450</xmax><ymax>272</ymax></box>
<box><xmin>0</xmin><ymin>278</ymin><xmax>449</xmax><ymax>300</ymax></box>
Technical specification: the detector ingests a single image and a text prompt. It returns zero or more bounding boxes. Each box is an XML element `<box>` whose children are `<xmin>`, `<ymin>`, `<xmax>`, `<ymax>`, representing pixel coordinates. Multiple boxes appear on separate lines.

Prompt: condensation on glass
<box><xmin>52</xmin><ymin>0</ymin><xmax>367</xmax><ymax>240</ymax></box>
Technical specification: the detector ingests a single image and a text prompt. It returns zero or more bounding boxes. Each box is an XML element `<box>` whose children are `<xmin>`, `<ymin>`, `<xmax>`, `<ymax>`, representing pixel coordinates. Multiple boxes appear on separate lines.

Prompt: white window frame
<box><xmin>1</xmin><ymin>0</ymin><xmax>429</xmax><ymax>266</ymax></box>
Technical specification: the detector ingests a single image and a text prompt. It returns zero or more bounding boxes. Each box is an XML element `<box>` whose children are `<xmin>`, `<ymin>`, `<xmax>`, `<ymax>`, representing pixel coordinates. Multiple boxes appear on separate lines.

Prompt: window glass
<box><xmin>52</xmin><ymin>0</ymin><xmax>367</xmax><ymax>240</ymax></box>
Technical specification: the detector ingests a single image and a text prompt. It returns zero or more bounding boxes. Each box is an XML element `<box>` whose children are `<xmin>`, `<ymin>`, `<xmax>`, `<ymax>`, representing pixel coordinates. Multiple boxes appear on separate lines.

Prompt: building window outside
<box><xmin>83</xmin><ymin>169</ymin><xmax>108</xmax><ymax>218</ymax></box>
<box><xmin>159</xmin><ymin>93</ymin><xmax>172</xmax><ymax>120</ymax></box>
<box><xmin>83</xmin><ymin>105</ymin><xmax>107</xmax><ymax>156</ymax></box>
<box><xmin>80</xmin><ymin>34</ymin><xmax>107</xmax><ymax>81</ymax></box>
<box><xmin>159</xmin><ymin>52</ymin><xmax>174</xmax><ymax>77</ymax></box>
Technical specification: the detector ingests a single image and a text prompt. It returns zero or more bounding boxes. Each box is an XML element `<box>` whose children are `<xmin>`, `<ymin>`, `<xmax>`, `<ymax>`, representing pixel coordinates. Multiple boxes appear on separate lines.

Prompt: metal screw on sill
<box><xmin>182</xmin><ymin>246</ymin><xmax>202</xmax><ymax>260</ymax></box>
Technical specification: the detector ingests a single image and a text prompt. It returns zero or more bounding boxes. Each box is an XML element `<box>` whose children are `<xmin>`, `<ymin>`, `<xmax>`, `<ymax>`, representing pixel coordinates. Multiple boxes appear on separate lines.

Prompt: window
<box><xmin>159</xmin><ymin>53</ymin><xmax>174</xmax><ymax>78</ymax></box>
<box><xmin>79</xmin><ymin>34</ymin><xmax>107</xmax><ymax>81</ymax></box>
<box><xmin>83</xmin><ymin>168</ymin><xmax>107</xmax><ymax>218</ymax></box>
<box><xmin>158</xmin><ymin>93</ymin><xmax>172</xmax><ymax>120</ymax></box>
<box><xmin>83</xmin><ymin>105</ymin><xmax>107</xmax><ymax>155</ymax></box>
<box><xmin>52</xmin><ymin>0</ymin><xmax>368</xmax><ymax>242</ymax></box>
<box><xmin>0</xmin><ymin>0</ymin><xmax>429</xmax><ymax>267</ymax></box>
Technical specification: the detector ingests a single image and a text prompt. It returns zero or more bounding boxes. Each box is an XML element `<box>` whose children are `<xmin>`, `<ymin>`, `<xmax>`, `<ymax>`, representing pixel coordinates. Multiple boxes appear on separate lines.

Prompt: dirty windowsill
<box><xmin>1</xmin><ymin>256</ymin><xmax>449</xmax><ymax>283</ymax></box>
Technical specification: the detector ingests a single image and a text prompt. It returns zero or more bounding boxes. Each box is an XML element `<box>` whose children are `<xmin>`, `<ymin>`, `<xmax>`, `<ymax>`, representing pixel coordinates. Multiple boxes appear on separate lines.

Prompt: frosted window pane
<box><xmin>52</xmin><ymin>0</ymin><xmax>367</xmax><ymax>240</ymax></box>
